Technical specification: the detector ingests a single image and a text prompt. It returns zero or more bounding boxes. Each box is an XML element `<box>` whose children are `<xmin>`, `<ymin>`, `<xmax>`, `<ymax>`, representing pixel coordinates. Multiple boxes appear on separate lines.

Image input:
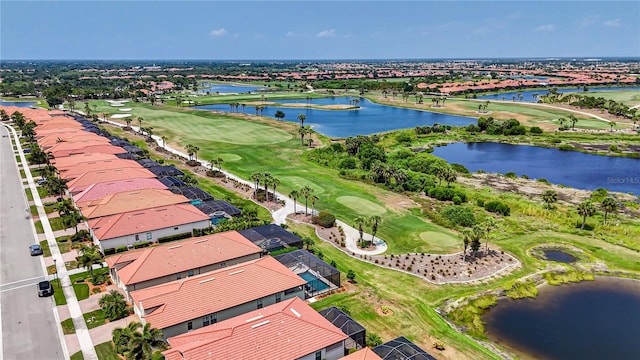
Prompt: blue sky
<box><xmin>1</xmin><ymin>1</ymin><xmax>638</xmax><ymax>60</ymax></box>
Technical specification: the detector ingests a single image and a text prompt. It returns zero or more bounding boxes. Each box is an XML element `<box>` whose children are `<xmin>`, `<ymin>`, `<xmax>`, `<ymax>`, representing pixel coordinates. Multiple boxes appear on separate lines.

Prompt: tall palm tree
<box><xmin>55</xmin><ymin>198</ymin><xmax>74</xmax><ymax>217</ymax></box>
<box><xmin>601</xmin><ymin>197</ymin><xmax>618</xmax><ymax>225</ymax></box>
<box><xmin>482</xmin><ymin>217</ymin><xmax>496</xmax><ymax>253</ymax></box>
<box><xmin>568</xmin><ymin>114</ymin><xmax>578</xmax><ymax>129</ymax></box>
<box><xmin>261</xmin><ymin>172</ymin><xmax>272</xmax><ymax>201</ymax></box>
<box><xmin>216</xmin><ymin>157</ymin><xmax>224</xmax><ymax>170</ymax></box>
<box><xmin>542</xmin><ymin>189</ymin><xmax>558</xmax><ymax>209</ymax></box>
<box><xmin>368</xmin><ymin>215</ymin><xmax>382</xmax><ymax>242</ymax></box>
<box><xmin>250</xmin><ymin>172</ymin><xmax>262</xmax><ymax>199</ymax></box>
<box><xmin>98</xmin><ymin>290</ymin><xmax>128</xmax><ymax>321</ymax></box>
<box><xmin>161</xmin><ymin>135</ymin><xmax>167</xmax><ymax>150</ymax></box>
<box><xmin>297</xmin><ymin>114</ymin><xmax>306</xmax><ymax>128</ymax></box>
<box><xmin>577</xmin><ymin>200</ymin><xmax>596</xmax><ymax>230</ymax></box>
<box><xmin>309</xmin><ymin>194</ymin><xmax>319</xmax><ymax>216</ymax></box>
<box><xmin>298</xmin><ymin>126</ymin><xmax>308</xmax><ymax>146</ymax></box>
<box><xmin>75</xmin><ymin>244</ymin><xmax>104</xmax><ymax>279</ymax></box>
<box><xmin>125</xmin><ymin>323</ymin><xmax>166</xmax><ymax>360</ymax></box>
<box><xmin>354</xmin><ymin>216</ymin><xmax>366</xmax><ymax>246</ymax></box>
<box><xmin>270</xmin><ymin>177</ymin><xmax>280</xmax><ymax>203</ymax></box>
<box><xmin>289</xmin><ymin>190</ymin><xmax>300</xmax><ymax>214</ymax></box>
<box><xmin>124</xmin><ymin>117</ymin><xmax>133</xmax><ymax>129</ymax></box>
<box><xmin>113</xmin><ymin>322</ymin><xmax>142</xmax><ymax>355</ymax></box>
<box><xmin>299</xmin><ymin>186</ymin><xmax>313</xmax><ymax>215</ymax></box>
<box><xmin>137</xmin><ymin>117</ymin><xmax>144</xmax><ymax>133</ymax></box>
<box><xmin>609</xmin><ymin>121</ymin><xmax>616</xmax><ymax>132</ymax></box>
<box><xmin>461</xmin><ymin>229</ymin><xmax>473</xmax><ymax>262</ymax></box>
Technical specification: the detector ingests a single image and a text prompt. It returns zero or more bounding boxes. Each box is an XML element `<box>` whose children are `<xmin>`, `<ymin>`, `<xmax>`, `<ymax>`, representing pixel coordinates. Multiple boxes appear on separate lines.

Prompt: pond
<box><xmin>0</xmin><ymin>100</ymin><xmax>37</xmax><ymax>108</ymax></box>
<box><xmin>542</xmin><ymin>250</ymin><xmax>576</xmax><ymax>263</ymax></box>
<box><xmin>483</xmin><ymin>277</ymin><xmax>640</xmax><ymax>360</ymax></box>
<box><xmin>475</xmin><ymin>86</ymin><xmax>640</xmax><ymax>103</ymax></box>
<box><xmin>195</xmin><ymin>97</ymin><xmax>476</xmax><ymax>138</ymax></box>
<box><xmin>198</xmin><ymin>83</ymin><xmax>266</xmax><ymax>94</ymax></box>
<box><xmin>431</xmin><ymin>142</ymin><xmax>640</xmax><ymax>194</ymax></box>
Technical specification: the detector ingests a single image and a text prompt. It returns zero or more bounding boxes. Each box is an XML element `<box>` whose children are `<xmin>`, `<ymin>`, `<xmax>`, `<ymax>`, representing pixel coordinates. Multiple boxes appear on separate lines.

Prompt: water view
<box><xmin>483</xmin><ymin>278</ymin><xmax>640</xmax><ymax>360</ymax></box>
<box><xmin>475</xmin><ymin>86</ymin><xmax>640</xmax><ymax>103</ymax></box>
<box><xmin>431</xmin><ymin>142</ymin><xmax>640</xmax><ymax>194</ymax></box>
<box><xmin>0</xmin><ymin>100</ymin><xmax>36</xmax><ymax>108</ymax></box>
<box><xmin>198</xmin><ymin>83</ymin><xmax>266</xmax><ymax>94</ymax></box>
<box><xmin>195</xmin><ymin>97</ymin><xmax>476</xmax><ymax>137</ymax></box>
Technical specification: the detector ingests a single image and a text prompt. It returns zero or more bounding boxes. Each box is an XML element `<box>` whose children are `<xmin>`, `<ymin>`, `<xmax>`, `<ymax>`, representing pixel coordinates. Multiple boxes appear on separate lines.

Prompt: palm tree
<box><xmin>309</xmin><ymin>194</ymin><xmax>319</xmax><ymax>216</ymax></box>
<box><xmin>124</xmin><ymin>323</ymin><xmax>166</xmax><ymax>360</ymax></box>
<box><xmin>75</xmin><ymin>244</ymin><xmax>104</xmax><ymax>279</ymax></box>
<box><xmin>260</xmin><ymin>172</ymin><xmax>272</xmax><ymax>202</ymax></box>
<box><xmin>300</xmin><ymin>186</ymin><xmax>313</xmax><ymax>215</ymax></box>
<box><xmin>568</xmin><ymin>114</ymin><xmax>578</xmax><ymax>129</ymax></box>
<box><xmin>601</xmin><ymin>197</ymin><xmax>618</xmax><ymax>225</ymax></box>
<box><xmin>250</xmin><ymin>172</ymin><xmax>262</xmax><ymax>199</ymax></box>
<box><xmin>461</xmin><ymin>229</ymin><xmax>472</xmax><ymax>262</ymax></box>
<box><xmin>542</xmin><ymin>189</ymin><xmax>558</xmax><ymax>209</ymax></box>
<box><xmin>577</xmin><ymin>200</ymin><xmax>596</xmax><ymax>230</ymax></box>
<box><xmin>98</xmin><ymin>290</ymin><xmax>128</xmax><ymax>321</ymax></box>
<box><xmin>481</xmin><ymin>218</ymin><xmax>496</xmax><ymax>253</ymax></box>
<box><xmin>124</xmin><ymin>117</ymin><xmax>133</xmax><ymax>129</ymax></box>
<box><xmin>160</xmin><ymin>135</ymin><xmax>167</xmax><ymax>150</ymax></box>
<box><xmin>137</xmin><ymin>117</ymin><xmax>143</xmax><ymax>133</ymax></box>
<box><xmin>354</xmin><ymin>216</ymin><xmax>366</xmax><ymax>246</ymax></box>
<box><xmin>609</xmin><ymin>121</ymin><xmax>616</xmax><ymax>132</ymax></box>
<box><xmin>113</xmin><ymin>322</ymin><xmax>142</xmax><ymax>355</ymax></box>
<box><xmin>216</xmin><ymin>157</ymin><xmax>223</xmax><ymax>170</ymax></box>
<box><xmin>368</xmin><ymin>215</ymin><xmax>382</xmax><ymax>243</ymax></box>
<box><xmin>297</xmin><ymin>113</ymin><xmax>306</xmax><ymax>128</ymax></box>
<box><xmin>55</xmin><ymin>198</ymin><xmax>74</xmax><ymax>218</ymax></box>
<box><xmin>270</xmin><ymin>176</ymin><xmax>280</xmax><ymax>203</ymax></box>
<box><xmin>298</xmin><ymin>126</ymin><xmax>309</xmax><ymax>146</ymax></box>
<box><xmin>289</xmin><ymin>190</ymin><xmax>300</xmax><ymax>214</ymax></box>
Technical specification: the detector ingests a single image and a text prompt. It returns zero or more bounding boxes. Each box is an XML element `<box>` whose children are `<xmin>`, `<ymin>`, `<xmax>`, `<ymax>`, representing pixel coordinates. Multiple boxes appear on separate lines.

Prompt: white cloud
<box><xmin>604</xmin><ymin>19</ymin><xmax>621</xmax><ymax>27</ymax></box>
<box><xmin>535</xmin><ymin>24</ymin><xmax>555</xmax><ymax>32</ymax></box>
<box><xmin>210</xmin><ymin>28</ymin><xmax>227</xmax><ymax>37</ymax></box>
<box><xmin>315</xmin><ymin>29</ymin><xmax>336</xmax><ymax>38</ymax></box>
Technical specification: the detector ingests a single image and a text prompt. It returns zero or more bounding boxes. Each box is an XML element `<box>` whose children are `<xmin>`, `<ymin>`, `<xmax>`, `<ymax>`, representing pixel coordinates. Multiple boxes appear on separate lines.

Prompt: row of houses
<box><xmin>5</xmin><ymin>105</ymin><xmax>436</xmax><ymax>359</ymax></box>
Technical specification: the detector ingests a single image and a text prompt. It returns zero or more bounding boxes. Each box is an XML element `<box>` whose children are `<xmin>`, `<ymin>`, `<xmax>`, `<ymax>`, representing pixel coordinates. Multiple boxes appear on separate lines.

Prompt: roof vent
<box><xmin>251</xmin><ymin>320</ymin><xmax>270</xmax><ymax>329</ymax></box>
<box><xmin>290</xmin><ymin>308</ymin><xmax>301</xmax><ymax>318</ymax></box>
<box><xmin>229</xmin><ymin>270</ymin><xmax>245</xmax><ymax>275</ymax></box>
<box><xmin>245</xmin><ymin>315</ymin><xmax>264</xmax><ymax>323</ymax></box>
<box><xmin>199</xmin><ymin>277</ymin><xmax>215</xmax><ymax>284</ymax></box>
<box><xmin>167</xmin><ymin>245</ymin><xmax>182</xmax><ymax>250</ymax></box>
<box><xmin>194</xmin><ymin>239</ymin><xmax>208</xmax><ymax>244</ymax></box>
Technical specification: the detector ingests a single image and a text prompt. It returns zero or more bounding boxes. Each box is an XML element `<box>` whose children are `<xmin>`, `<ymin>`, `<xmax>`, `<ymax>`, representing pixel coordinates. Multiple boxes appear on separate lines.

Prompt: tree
<box><xmin>461</xmin><ymin>229</ymin><xmax>472</xmax><ymax>261</ymax></box>
<box><xmin>481</xmin><ymin>217</ymin><xmax>496</xmax><ymax>253</ymax></box>
<box><xmin>160</xmin><ymin>135</ymin><xmax>167</xmax><ymax>150</ymax></box>
<box><xmin>289</xmin><ymin>190</ymin><xmax>300</xmax><ymax>214</ymax></box>
<box><xmin>55</xmin><ymin>198</ymin><xmax>74</xmax><ymax>218</ymax></box>
<box><xmin>113</xmin><ymin>322</ymin><xmax>142</xmax><ymax>355</ymax></box>
<box><xmin>137</xmin><ymin>116</ymin><xmax>143</xmax><ymax>133</ymax></box>
<box><xmin>542</xmin><ymin>189</ymin><xmax>558</xmax><ymax>209</ymax></box>
<box><xmin>609</xmin><ymin>121</ymin><xmax>616</xmax><ymax>132</ymax></box>
<box><xmin>274</xmin><ymin>110</ymin><xmax>285</xmax><ymax>120</ymax></box>
<box><xmin>270</xmin><ymin>176</ymin><xmax>280</xmax><ymax>202</ymax></box>
<box><xmin>354</xmin><ymin>216</ymin><xmax>366</xmax><ymax>247</ymax></box>
<box><xmin>346</xmin><ymin>269</ymin><xmax>356</xmax><ymax>283</ymax></box>
<box><xmin>368</xmin><ymin>215</ymin><xmax>382</xmax><ymax>243</ymax></box>
<box><xmin>99</xmin><ymin>290</ymin><xmax>128</xmax><ymax>321</ymax></box>
<box><xmin>443</xmin><ymin>167</ymin><xmax>457</xmax><ymax>187</ymax></box>
<box><xmin>568</xmin><ymin>114</ymin><xmax>578</xmax><ymax>129</ymax></box>
<box><xmin>124</xmin><ymin>117</ymin><xmax>133</xmax><ymax>129</ymax></box>
<box><xmin>601</xmin><ymin>197</ymin><xmax>618</xmax><ymax>225</ymax></box>
<box><xmin>75</xmin><ymin>244</ymin><xmax>104</xmax><ymax>279</ymax></box>
<box><xmin>299</xmin><ymin>186</ymin><xmax>313</xmax><ymax>215</ymax></box>
<box><xmin>303</xmin><ymin>237</ymin><xmax>315</xmax><ymax>250</ymax></box>
<box><xmin>124</xmin><ymin>322</ymin><xmax>166</xmax><ymax>360</ymax></box>
<box><xmin>309</xmin><ymin>194</ymin><xmax>319</xmax><ymax>216</ymax></box>
<box><xmin>297</xmin><ymin>113</ymin><xmax>306</xmax><ymax>128</ymax></box>
<box><xmin>577</xmin><ymin>200</ymin><xmax>596</xmax><ymax>230</ymax></box>
<box><xmin>250</xmin><ymin>172</ymin><xmax>262</xmax><ymax>199</ymax></box>
<box><xmin>298</xmin><ymin>126</ymin><xmax>310</xmax><ymax>146</ymax></box>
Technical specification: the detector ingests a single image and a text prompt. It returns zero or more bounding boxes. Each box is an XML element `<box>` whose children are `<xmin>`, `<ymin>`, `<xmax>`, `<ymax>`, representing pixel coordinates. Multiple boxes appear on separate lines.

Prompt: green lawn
<box><xmin>33</xmin><ymin>217</ymin><xmax>65</xmax><ymax>233</ymax></box>
<box><xmin>570</xmin><ymin>89</ymin><xmax>640</xmax><ymax>106</ymax></box>
<box><xmin>25</xmin><ymin>188</ymin><xmax>33</xmax><ymax>201</ymax></box>
<box><xmin>52</xmin><ymin>280</ymin><xmax>66</xmax><ymax>306</ymax></box>
<box><xmin>70</xmin><ymin>351</ymin><xmax>84</xmax><ymax>360</ymax></box>
<box><xmin>30</xmin><ymin>204</ymin><xmax>56</xmax><ymax>216</ymax></box>
<box><xmin>61</xmin><ymin>318</ymin><xmax>76</xmax><ymax>335</ymax></box>
<box><xmin>39</xmin><ymin>240</ymin><xmax>51</xmax><ymax>257</ymax></box>
<box><xmin>73</xmin><ymin>283</ymin><xmax>89</xmax><ymax>301</ymax></box>
<box><xmin>83</xmin><ymin>309</ymin><xmax>107</xmax><ymax>329</ymax></box>
<box><xmin>95</xmin><ymin>342</ymin><xmax>119</xmax><ymax>360</ymax></box>
<box><xmin>37</xmin><ymin>186</ymin><xmax>49</xmax><ymax>198</ymax></box>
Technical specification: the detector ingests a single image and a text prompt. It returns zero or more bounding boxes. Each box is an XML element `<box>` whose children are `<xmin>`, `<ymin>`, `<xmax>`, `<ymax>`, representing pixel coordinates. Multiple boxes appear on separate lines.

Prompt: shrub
<box><xmin>158</xmin><ymin>232</ymin><xmax>192</xmax><ymax>243</ymax></box>
<box><xmin>450</xmin><ymin>163</ymin><xmax>470</xmax><ymax>174</ymax></box>
<box><xmin>558</xmin><ymin>144</ymin><xmax>574</xmax><ymax>151</ymax></box>
<box><xmin>312</xmin><ymin>211</ymin><xmax>336</xmax><ymax>228</ymax></box>
<box><xmin>476</xmin><ymin>199</ymin><xmax>485</xmax><ymax>207</ymax></box>
<box><xmin>71</xmin><ymin>230</ymin><xmax>91</xmax><ymax>242</ymax></box>
<box><xmin>608</xmin><ymin>144</ymin><xmax>620</xmax><ymax>153</ymax></box>
<box><xmin>441</xmin><ymin>205</ymin><xmax>476</xmax><ymax>227</ymax></box>
<box><xmin>485</xmin><ymin>200</ymin><xmax>511</xmax><ymax>216</ymax></box>
<box><xmin>530</xmin><ymin>126</ymin><xmax>543</xmax><ymax>134</ymax></box>
<box><xmin>452</xmin><ymin>195</ymin><xmax>463</xmax><ymax>205</ymax></box>
<box><xmin>133</xmin><ymin>241</ymin><xmax>151</xmax><ymax>249</ymax></box>
<box><xmin>366</xmin><ymin>333</ymin><xmax>383</xmax><ymax>347</ymax></box>
<box><xmin>425</xmin><ymin>186</ymin><xmax>467</xmax><ymax>203</ymax></box>
<box><xmin>338</xmin><ymin>157</ymin><xmax>357</xmax><ymax>169</ymax></box>
<box><xmin>103</xmin><ymin>248</ymin><xmax>116</xmax><ymax>256</ymax></box>
<box><xmin>114</xmin><ymin>246</ymin><xmax>128</xmax><ymax>253</ymax></box>
<box><xmin>505</xmin><ymin>172</ymin><xmax>517</xmax><ymax>179</ymax></box>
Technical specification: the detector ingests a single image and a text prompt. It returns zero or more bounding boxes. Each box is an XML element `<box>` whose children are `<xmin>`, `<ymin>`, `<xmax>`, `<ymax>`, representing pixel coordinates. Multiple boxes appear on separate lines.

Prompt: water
<box><xmin>299</xmin><ymin>271</ymin><xmax>330</xmax><ymax>293</ymax></box>
<box><xmin>475</xmin><ymin>86</ymin><xmax>640</xmax><ymax>103</ymax></box>
<box><xmin>431</xmin><ymin>142</ymin><xmax>640</xmax><ymax>194</ymax></box>
<box><xmin>542</xmin><ymin>250</ymin><xmax>576</xmax><ymax>263</ymax></box>
<box><xmin>483</xmin><ymin>278</ymin><xmax>640</xmax><ymax>360</ymax></box>
<box><xmin>198</xmin><ymin>83</ymin><xmax>266</xmax><ymax>94</ymax></box>
<box><xmin>0</xmin><ymin>100</ymin><xmax>37</xmax><ymax>108</ymax></box>
<box><xmin>195</xmin><ymin>97</ymin><xmax>476</xmax><ymax>137</ymax></box>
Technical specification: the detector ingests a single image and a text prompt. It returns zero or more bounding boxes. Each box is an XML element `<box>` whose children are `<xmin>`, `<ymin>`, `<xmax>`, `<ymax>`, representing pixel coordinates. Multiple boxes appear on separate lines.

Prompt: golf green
<box><xmin>419</xmin><ymin>231</ymin><xmax>460</xmax><ymax>251</ymax></box>
<box><xmin>336</xmin><ymin>196</ymin><xmax>387</xmax><ymax>215</ymax></box>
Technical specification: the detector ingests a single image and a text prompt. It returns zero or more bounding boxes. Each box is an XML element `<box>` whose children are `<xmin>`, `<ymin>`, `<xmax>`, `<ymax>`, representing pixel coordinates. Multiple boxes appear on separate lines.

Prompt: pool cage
<box><xmin>273</xmin><ymin>249</ymin><xmax>340</xmax><ymax>298</ymax></box>
<box><xmin>372</xmin><ymin>336</ymin><xmax>437</xmax><ymax>360</ymax></box>
<box><xmin>318</xmin><ymin>306</ymin><xmax>366</xmax><ymax>353</ymax></box>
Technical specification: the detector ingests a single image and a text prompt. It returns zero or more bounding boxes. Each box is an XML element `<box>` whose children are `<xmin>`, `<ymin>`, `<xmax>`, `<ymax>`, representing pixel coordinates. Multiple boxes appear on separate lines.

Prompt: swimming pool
<box><xmin>299</xmin><ymin>271</ymin><xmax>330</xmax><ymax>293</ymax></box>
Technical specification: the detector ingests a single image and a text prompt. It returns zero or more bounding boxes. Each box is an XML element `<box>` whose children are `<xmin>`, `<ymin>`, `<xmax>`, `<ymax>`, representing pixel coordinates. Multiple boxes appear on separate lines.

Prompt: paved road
<box><xmin>0</xmin><ymin>125</ymin><xmax>65</xmax><ymax>360</ymax></box>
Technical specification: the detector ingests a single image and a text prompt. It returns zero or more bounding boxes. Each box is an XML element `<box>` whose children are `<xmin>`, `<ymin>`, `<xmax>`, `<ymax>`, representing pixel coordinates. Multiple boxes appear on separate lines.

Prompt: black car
<box><xmin>38</xmin><ymin>281</ymin><xmax>53</xmax><ymax>297</ymax></box>
<box><xmin>30</xmin><ymin>244</ymin><xmax>43</xmax><ymax>256</ymax></box>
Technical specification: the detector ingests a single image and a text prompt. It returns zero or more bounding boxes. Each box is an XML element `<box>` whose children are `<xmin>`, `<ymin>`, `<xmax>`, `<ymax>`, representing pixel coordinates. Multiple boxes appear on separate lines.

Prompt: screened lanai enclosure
<box><xmin>373</xmin><ymin>336</ymin><xmax>437</xmax><ymax>360</ymax></box>
<box><xmin>273</xmin><ymin>249</ymin><xmax>340</xmax><ymax>298</ymax></box>
<box><xmin>319</xmin><ymin>306</ymin><xmax>366</xmax><ymax>352</ymax></box>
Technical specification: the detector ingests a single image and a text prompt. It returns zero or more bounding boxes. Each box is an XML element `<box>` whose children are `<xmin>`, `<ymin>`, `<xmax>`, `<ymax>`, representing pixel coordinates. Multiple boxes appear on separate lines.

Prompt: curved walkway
<box><xmin>462</xmin><ymin>98</ymin><xmax>612</xmax><ymax>122</ymax></box>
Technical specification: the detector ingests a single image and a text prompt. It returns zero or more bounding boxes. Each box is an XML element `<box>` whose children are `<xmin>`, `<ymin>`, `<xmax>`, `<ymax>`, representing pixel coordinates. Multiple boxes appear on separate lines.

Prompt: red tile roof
<box><xmin>130</xmin><ymin>256</ymin><xmax>306</xmax><ymax>330</ymax></box>
<box><xmin>60</xmin><ymin>159</ymin><xmax>144</xmax><ymax>180</ymax></box>
<box><xmin>78</xmin><ymin>188</ymin><xmax>188</xmax><ymax>219</ymax></box>
<box><xmin>164</xmin><ymin>297</ymin><xmax>348</xmax><ymax>360</ymax></box>
<box><xmin>89</xmin><ymin>204</ymin><xmax>209</xmax><ymax>241</ymax></box>
<box><xmin>52</xmin><ymin>153</ymin><xmax>120</xmax><ymax>169</ymax></box>
<box><xmin>67</xmin><ymin>168</ymin><xmax>156</xmax><ymax>193</ymax></box>
<box><xmin>73</xmin><ymin>178</ymin><xmax>166</xmax><ymax>203</ymax></box>
<box><xmin>51</xmin><ymin>144</ymin><xmax>128</xmax><ymax>158</ymax></box>
<box><xmin>39</xmin><ymin>133</ymin><xmax>110</xmax><ymax>149</ymax></box>
<box><xmin>105</xmin><ymin>231</ymin><xmax>263</xmax><ymax>285</ymax></box>
<box><xmin>340</xmin><ymin>348</ymin><xmax>384</xmax><ymax>360</ymax></box>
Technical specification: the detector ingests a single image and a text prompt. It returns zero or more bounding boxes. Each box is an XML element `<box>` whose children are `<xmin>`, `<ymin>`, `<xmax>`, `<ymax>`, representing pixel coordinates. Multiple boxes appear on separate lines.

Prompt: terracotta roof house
<box><xmin>67</xmin><ymin>168</ymin><xmax>156</xmax><ymax>194</ymax></box>
<box><xmin>35</xmin><ymin>128</ymin><xmax>89</xmax><ymax>140</ymax></box>
<box><xmin>78</xmin><ymin>188</ymin><xmax>189</xmax><ymax>219</ymax></box>
<box><xmin>73</xmin><ymin>178</ymin><xmax>166</xmax><ymax>203</ymax></box>
<box><xmin>89</xmin><ymin>204</ymin><xmax>211</xmax><ymax>251</ymax></box>
<box><xmin>51</xmin><ymin>144</ymin><xmax>128</xmax><ymax>159</ymax></box>
<box><xmin>164</xmin><ymin>297</ymin><xmax>348</xmax><ymax>360</ymax></box>
<box><xmin>105</xmin><ymin>231</ymin><xmax>263</xmax><ymax>295</ymax></box>
<box><xmin>52</xmin><ymin>153</ymin><xmax>120</xmax><ymax>169</ymax></box>
<box><xmin>36</xmin><ymin>119</ymin><xmax>84</xmax><ymax>131</ymax></box>
<box><xmin>341</xmin><ymin>348</ymin><xmax>383</xmax><ymax>360</ymax></box>
<box><xmin>60</xmin><ymin>159</ymin><xmax>144</xmax><ymax>180</ymax></box>
<box><xmin>47</xmin><ymin>140</ymin><xmax>113</xmax><ymax>154</ymax></box>
<box><xmin>130</xmin><ymin>256</ymin><xmax>306</xmax><ymax>338</ymax></box>
<box><xmin>39</xmin><ymin>133</ymin><xmax>110</xmax><ymax>149</ymax></box>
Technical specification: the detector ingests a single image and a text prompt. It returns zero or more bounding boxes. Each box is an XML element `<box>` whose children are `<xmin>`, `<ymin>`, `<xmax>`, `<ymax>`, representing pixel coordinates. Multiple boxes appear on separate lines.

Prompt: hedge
<box><xmin>485</xmin><ymin>200</ymin><xmax>511</xmax><ymax>216</ymax></box>
<box><xmin>312</xmin><ymin>211</ymin><xmax>336</xmax><ymax>228</ymax></box>
<box><xmin>133</xmin><ymin>241</ymin><xmax>151</xmax><ymax>249</ymax></box>
<box><xmin>158</xmin><ymin>232</ymin><xmax>192</xmax><ymax>243</ymax></box>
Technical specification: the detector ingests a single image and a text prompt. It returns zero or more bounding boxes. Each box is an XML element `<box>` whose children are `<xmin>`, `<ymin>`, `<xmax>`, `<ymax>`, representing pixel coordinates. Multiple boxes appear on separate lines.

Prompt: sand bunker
<box><xmin>110</xmin><ymin>103</ymin><xmax>124</xmax><ymax>107</ymax></box>
<box><xmin>119</xmin><ymin>108</ymin><xmax>132</xmax><ymax>111</ymax></box>
<box><xmin>110</xmin><ymin>114</ymin><xmax>132</xmax><ymax>119</ymax></box>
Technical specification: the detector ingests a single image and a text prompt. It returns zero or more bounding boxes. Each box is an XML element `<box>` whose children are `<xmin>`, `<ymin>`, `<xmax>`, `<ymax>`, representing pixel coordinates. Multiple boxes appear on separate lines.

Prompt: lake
<box><xmin>483</xmin><ymin>277</ymin><xmax>640</xmax><ymax>360</ymax></box>
<box><xmin>195</xmin><ymin>97</ymin><xmax>476</xmax><ymax>138</ymax></box>
<box><xmin>431</xmin><ymin>142</ymin><xmax>640</xmax><ymax>194</ymax></box>
<box><xmin>0</xmin><ymin>100</ymin><xmax>37</xmax><ymax>108</ymax></box>
<box><xmin>198</xmin><ymin>83</ymin><xmax>266</xmax><ymax>94</ymax></box>
<box><xmin>475</xmin><ymin>86</ymin><xmax>640</xmax><ymax>103</ymax></box>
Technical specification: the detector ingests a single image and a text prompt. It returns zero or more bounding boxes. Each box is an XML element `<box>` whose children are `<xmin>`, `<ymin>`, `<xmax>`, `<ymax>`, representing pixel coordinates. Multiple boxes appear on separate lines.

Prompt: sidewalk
<box><xmin>9</xmin><ymin>122</ymin><xmax>98</xmax><ymax>360</ymax></box>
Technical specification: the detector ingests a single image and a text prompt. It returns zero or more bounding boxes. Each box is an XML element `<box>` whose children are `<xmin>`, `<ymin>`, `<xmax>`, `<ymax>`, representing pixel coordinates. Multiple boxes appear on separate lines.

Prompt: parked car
<box><xmin>29</xmin><ymin>244</ymin><xmax>43</xmax><ymax>256</ymax></box>
<box><xmin>23</xmin><ymin>148</ymin><xmax>31</xmax><ymax>154</ymax></box>
<box><xmin>37</xmin><ymin>280</ymin><xmax>53</xmax><ymax>297</ymax></box>
<box><xmin>37</xmin><ymin>178</ymin><xmax>47</xmax><ymax>185</ymax></box>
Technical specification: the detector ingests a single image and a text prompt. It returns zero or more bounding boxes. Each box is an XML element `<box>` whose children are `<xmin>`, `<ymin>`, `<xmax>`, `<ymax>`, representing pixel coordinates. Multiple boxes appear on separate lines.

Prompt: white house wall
<box><xmin>94</xmin><ymin>219</ymin><xmax>211</xmax><ymax>251</ymax></box>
